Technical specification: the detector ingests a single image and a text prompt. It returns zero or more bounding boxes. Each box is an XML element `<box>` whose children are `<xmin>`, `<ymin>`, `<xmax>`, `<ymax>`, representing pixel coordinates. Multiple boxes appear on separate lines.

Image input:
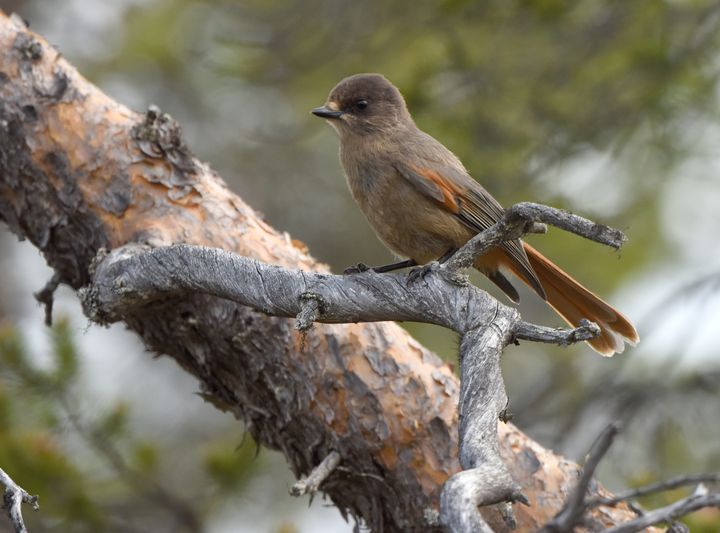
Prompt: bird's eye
<box><xmin>356</xmin><ymin>99</ymin><xmax>368</xmax><ymax>110</ymax></box>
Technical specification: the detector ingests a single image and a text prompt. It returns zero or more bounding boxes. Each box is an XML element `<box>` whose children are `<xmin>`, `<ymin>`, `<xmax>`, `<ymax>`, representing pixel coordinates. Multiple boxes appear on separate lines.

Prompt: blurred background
<box><xmin>1</xmin><ymin>0</ymin><xmax>720</xmax><ymax>531</ymax></box>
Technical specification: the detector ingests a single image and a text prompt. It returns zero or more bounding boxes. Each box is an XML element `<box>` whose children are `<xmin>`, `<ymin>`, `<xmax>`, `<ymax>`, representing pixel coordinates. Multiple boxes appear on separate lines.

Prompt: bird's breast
<box><xmin>342</xmin><ymin>156</ymin><xmax>473</xmax><ymax>263</ymax></box>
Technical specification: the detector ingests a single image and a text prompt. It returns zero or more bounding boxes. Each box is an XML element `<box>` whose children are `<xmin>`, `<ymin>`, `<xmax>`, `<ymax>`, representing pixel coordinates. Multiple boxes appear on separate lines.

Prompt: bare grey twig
<box><xmin>539</xmin><ymin>427</ymin><xmax>720</xmax><ymax>533</ymax></box>
<box><xmin>588</xmin><ymin>473</ymin><xmax>720</xmax><ymax>508</ymax></box>
<box><xmin>506</xmin><ymin>203</ymin><xmax>626</xmax><ymax>249</ymax></box>
<box><xmin>497</xmin><ymin>501</ymin><xmax>517</xmax><ymax>529</ymax></box>
<box><xmin>443</xmin><ymin>202</ymin><xmax>627</xmax><ymax>272</ymax></box>
<box><xmin>514</xmin><ymin>319</ymin><xmax>601</xmax><ymax>346</ymax></box>
<box><xmin>540</xmin><ymin>423</ymin><xmax>620</xmax><ymax>533</ymax></box>
<box><xmin>603</xmin><ymin>485</ymin><xmax>720</xmax><ymax>533</ymax></box>
<box><xmin>290</xmin><ymin>451</ymin><xmax>341</xmax><ymax>496</ymax></box>
<box><xmin>0</xmin><ymin>467</ymin><xmax>38</xmax><ymax>533</ymax></box>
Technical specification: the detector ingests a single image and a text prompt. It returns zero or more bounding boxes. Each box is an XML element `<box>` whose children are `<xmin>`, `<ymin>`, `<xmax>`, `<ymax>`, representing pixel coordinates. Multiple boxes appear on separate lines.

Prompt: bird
<box><xmin>312</xmin><ymin>73</ymin><xmax>639</xmax><ymax>356</ymax></box>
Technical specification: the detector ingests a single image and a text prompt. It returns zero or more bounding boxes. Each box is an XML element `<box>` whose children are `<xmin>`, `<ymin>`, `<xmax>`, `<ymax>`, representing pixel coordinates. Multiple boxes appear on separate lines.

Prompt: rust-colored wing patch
<box><xmin>396</xmin><ymin>163</ymin><xmax>461</xmax><ymax>214</ymax></box>
<box><xmin>396</xmin><ymin>161</ymin><xmax>545</xmax><ymax>299</ymax></box>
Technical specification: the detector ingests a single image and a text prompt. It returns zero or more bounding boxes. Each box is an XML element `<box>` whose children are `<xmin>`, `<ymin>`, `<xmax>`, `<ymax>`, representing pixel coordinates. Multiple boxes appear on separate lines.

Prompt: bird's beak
<box><xmin>312</xmin><ymin>106</ymin><xmax>343</xmax><ymax>119</ymax></box>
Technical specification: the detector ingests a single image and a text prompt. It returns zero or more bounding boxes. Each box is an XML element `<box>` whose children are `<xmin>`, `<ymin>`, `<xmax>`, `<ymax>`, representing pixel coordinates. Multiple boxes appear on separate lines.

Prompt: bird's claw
<box><xmin>343</xmin><ymin>262</ymin><xmax>371</xmax><ymax>275</ymax></box>
<box><xmin>406</xmin><ymin>263</ymin><xmax>435</xmax><ymax>284</ymax></box>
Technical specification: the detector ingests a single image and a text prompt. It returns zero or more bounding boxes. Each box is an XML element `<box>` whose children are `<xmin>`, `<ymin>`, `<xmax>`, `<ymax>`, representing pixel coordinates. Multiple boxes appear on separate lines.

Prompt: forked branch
<box><xmin>0</xmin><ymin>467</ymin><xmax>39</xmax><ymax>533</ymax></box>
<box><xmin>81</xmin><ymin>200</ymin><xmax>619</xmax><ymax>532</ymax></box>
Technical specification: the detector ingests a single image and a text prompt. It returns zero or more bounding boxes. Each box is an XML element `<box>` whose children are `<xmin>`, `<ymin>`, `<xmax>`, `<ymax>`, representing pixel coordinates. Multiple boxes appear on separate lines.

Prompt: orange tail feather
<box><xmin>519</xmin><ymin>243</ymin><xmax>639</xmax><ymax>356</ymax></box>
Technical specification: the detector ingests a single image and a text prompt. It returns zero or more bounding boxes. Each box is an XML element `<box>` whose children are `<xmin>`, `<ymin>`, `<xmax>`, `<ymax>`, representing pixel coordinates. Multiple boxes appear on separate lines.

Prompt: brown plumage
<box><xmin>312</xmin><ymin>73</ymin><xmax>639</xmax><ymax>356</ymax></box>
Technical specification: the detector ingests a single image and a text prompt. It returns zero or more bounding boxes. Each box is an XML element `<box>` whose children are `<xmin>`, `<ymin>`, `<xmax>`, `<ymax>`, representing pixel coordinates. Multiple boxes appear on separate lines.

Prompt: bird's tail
<box><xmin>520</xmin><ymin>243</ymin><xmax>639</xmax><ymax>356</ymax></box>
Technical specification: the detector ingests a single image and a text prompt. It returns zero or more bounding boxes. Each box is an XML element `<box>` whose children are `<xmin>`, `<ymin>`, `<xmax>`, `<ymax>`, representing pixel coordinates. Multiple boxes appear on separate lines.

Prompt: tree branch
<box><xmin>444</xmin><ymin>202</ymin><xmax>627</xmax><ymax>273</ymax></box>
<box><xmin>540</xmin><ymin>423</ymin><xmax>620</xmax><ymax>533</ymax></box>
<box><xmin>76</xmin><ymin>239</ymin><xmax>596</xmax><ymax>533</ymax></box>
<box><xmin>79</xmin><ymin>239</ymin><xmax>597</xmax><ymax>532</ymax></box>
<box><xmin>79</xmin><ymin>244</ymin><xmax>491</xmax><ymax>334</ymax></box>
<box><xmin>439</xmin><ymin>323</ymin><xmax>529</xmax><ymax>533</ymax></box>
<box><xmin>290</xmin><ymin>451</ymin><xmax>341</xmax><ymax>497</ymax></box>
<box><xmin>589</xmin><ymin>473</ymin><xmax>720</xmax><ymax>508</ymax></box>
<box><xmin>604</xmin><ymin>485</ymin><xmax>720</xmax><ymax>533</ymax></box>
<box><xmin>513</xmin><ymin>319</ymin><xmax>601</xmax><ymax>346</ymax></box>
<box><xmin>540</xmin><ymin>425</ymin><xmax>720</xmax><ymax>533</ymax></box>
<box><xmin>0</xmin><ymin>467</ymin><xmax>38</xmax><ymax>533</ymax></box>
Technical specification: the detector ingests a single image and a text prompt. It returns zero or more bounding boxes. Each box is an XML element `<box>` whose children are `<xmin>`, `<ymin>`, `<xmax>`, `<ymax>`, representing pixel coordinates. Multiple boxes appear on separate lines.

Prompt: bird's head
<box><xmin>312</xmin><ymin>73</ymin><xmax>412</xmax><ymax>138</ymax></box>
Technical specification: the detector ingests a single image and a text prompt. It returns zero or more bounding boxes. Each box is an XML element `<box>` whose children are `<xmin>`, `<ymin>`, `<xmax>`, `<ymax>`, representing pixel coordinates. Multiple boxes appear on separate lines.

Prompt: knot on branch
<box><xmin>564</xmin><ymin>319</ymin><xmax>601</xmax><ymax>345</ymax></box>
<box><xmin>12</xmin><ymin>31</ymin><xmax>42</xmax><ymax>61</ymax></box>
<box><xmin>423</xmin><ymin>508</ymin><xmax>440</xmax><ymax>527</ymax></box>
<box><xmin>79</xmin><ymin>245</ymin><xmax>150</xmax><ymax>326</ymax></box>
<box><xmin>295</xmin><ymin>292</ymin><xmax>328</xmax><ymax>332</ymax></box>
<box><xmin>132</xmin><ymin>106</ymin><xmax>199</xmax><ymax>196</ymax></box>
<box><xmin>78</xmin><ymin>284</ymin><xmax>109</xmax><ymax>326</ymax></box>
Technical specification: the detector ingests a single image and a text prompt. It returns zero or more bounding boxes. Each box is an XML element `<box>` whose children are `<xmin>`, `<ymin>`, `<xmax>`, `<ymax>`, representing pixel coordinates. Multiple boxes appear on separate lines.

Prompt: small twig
<box><xmin>0</xmin><ymin>467</ymin><xmax>39</xmax><ymax>533</ymax></box>
<box><xmin>627</xmin><ymin>500</ymin><xmax>645</xmax><ymax>517</ymax></box>
<box><xmin>497</xmin><ymin>501</ymin><xmax>517</xmax><ymax>529</ymax></box>
<box><xmin>513</xmin><ymin>319</ymin><xmax>601</xmax><ymax>346</ymax></box>
<box><xmin>33</xmin><ymin>273</ymin><xmax>61</xmax><ymax>326</ymax></box>
<box><xmin>540</xmin><ymin>422</ymin><xmax>620</xmax><ymax>532</ymax></box>
<box><xmin>444</xmin><ymin>202</ymin><xmax>626</xmax><ymax>272</ymax></box>
<box><xmin>588</xmin><ymin>473</ymin><xmax>720</xmax><ymax>508</ymax></box>
<box><xmin>290</xmin><ymin>451</ymin><xmax>341</xmax><ymax>497</ymax></box>
<box><xmin>507</xmin><ymin>203</ymin><xmax>627</xmax><ymax>249</ymax></box>
<box><xmin>603</xmin><ymin>485</ymin><xmax>720</xmax><ymax>533</ymax></box>
<box><xmin>667</xmin><ymin>522</ymin><xmax>690</xmax><ymax>533</ymax></box>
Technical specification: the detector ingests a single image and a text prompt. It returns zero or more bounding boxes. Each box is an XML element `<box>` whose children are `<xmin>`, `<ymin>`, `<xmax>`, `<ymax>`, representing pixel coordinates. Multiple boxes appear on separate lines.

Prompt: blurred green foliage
<box><xmin>203</xmin><ymin>437</ymin><xmax>259</xmax><ymax>492</ymax></box>
<box><xmin>0</xmin><ymin>319</ymin><xmax>108</xmax><ymax>531</ymax></box>
<box><xmin>0</xmin><ymin>318</ymin><xmax>261</xmax><ymax>532</ymax></box>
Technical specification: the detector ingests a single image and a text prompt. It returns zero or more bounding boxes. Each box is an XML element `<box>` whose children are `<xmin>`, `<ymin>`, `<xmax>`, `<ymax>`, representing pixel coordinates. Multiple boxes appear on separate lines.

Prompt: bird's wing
<box><xmin>395</xmin><ymin>159</ymin><xmax>545</xmax><ymax>300</ymax></box>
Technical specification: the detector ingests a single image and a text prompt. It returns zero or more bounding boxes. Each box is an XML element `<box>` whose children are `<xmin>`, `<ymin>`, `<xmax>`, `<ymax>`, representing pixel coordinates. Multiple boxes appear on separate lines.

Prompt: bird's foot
<box><xmin>406</xmin><ymin>263</ymin><xmax>436</xmax><ymax>284</ymax></box>
<box><xmin>343</xmin><ymin>262</ymin><xmax>371</xmax><ymax>275</ymax></box>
